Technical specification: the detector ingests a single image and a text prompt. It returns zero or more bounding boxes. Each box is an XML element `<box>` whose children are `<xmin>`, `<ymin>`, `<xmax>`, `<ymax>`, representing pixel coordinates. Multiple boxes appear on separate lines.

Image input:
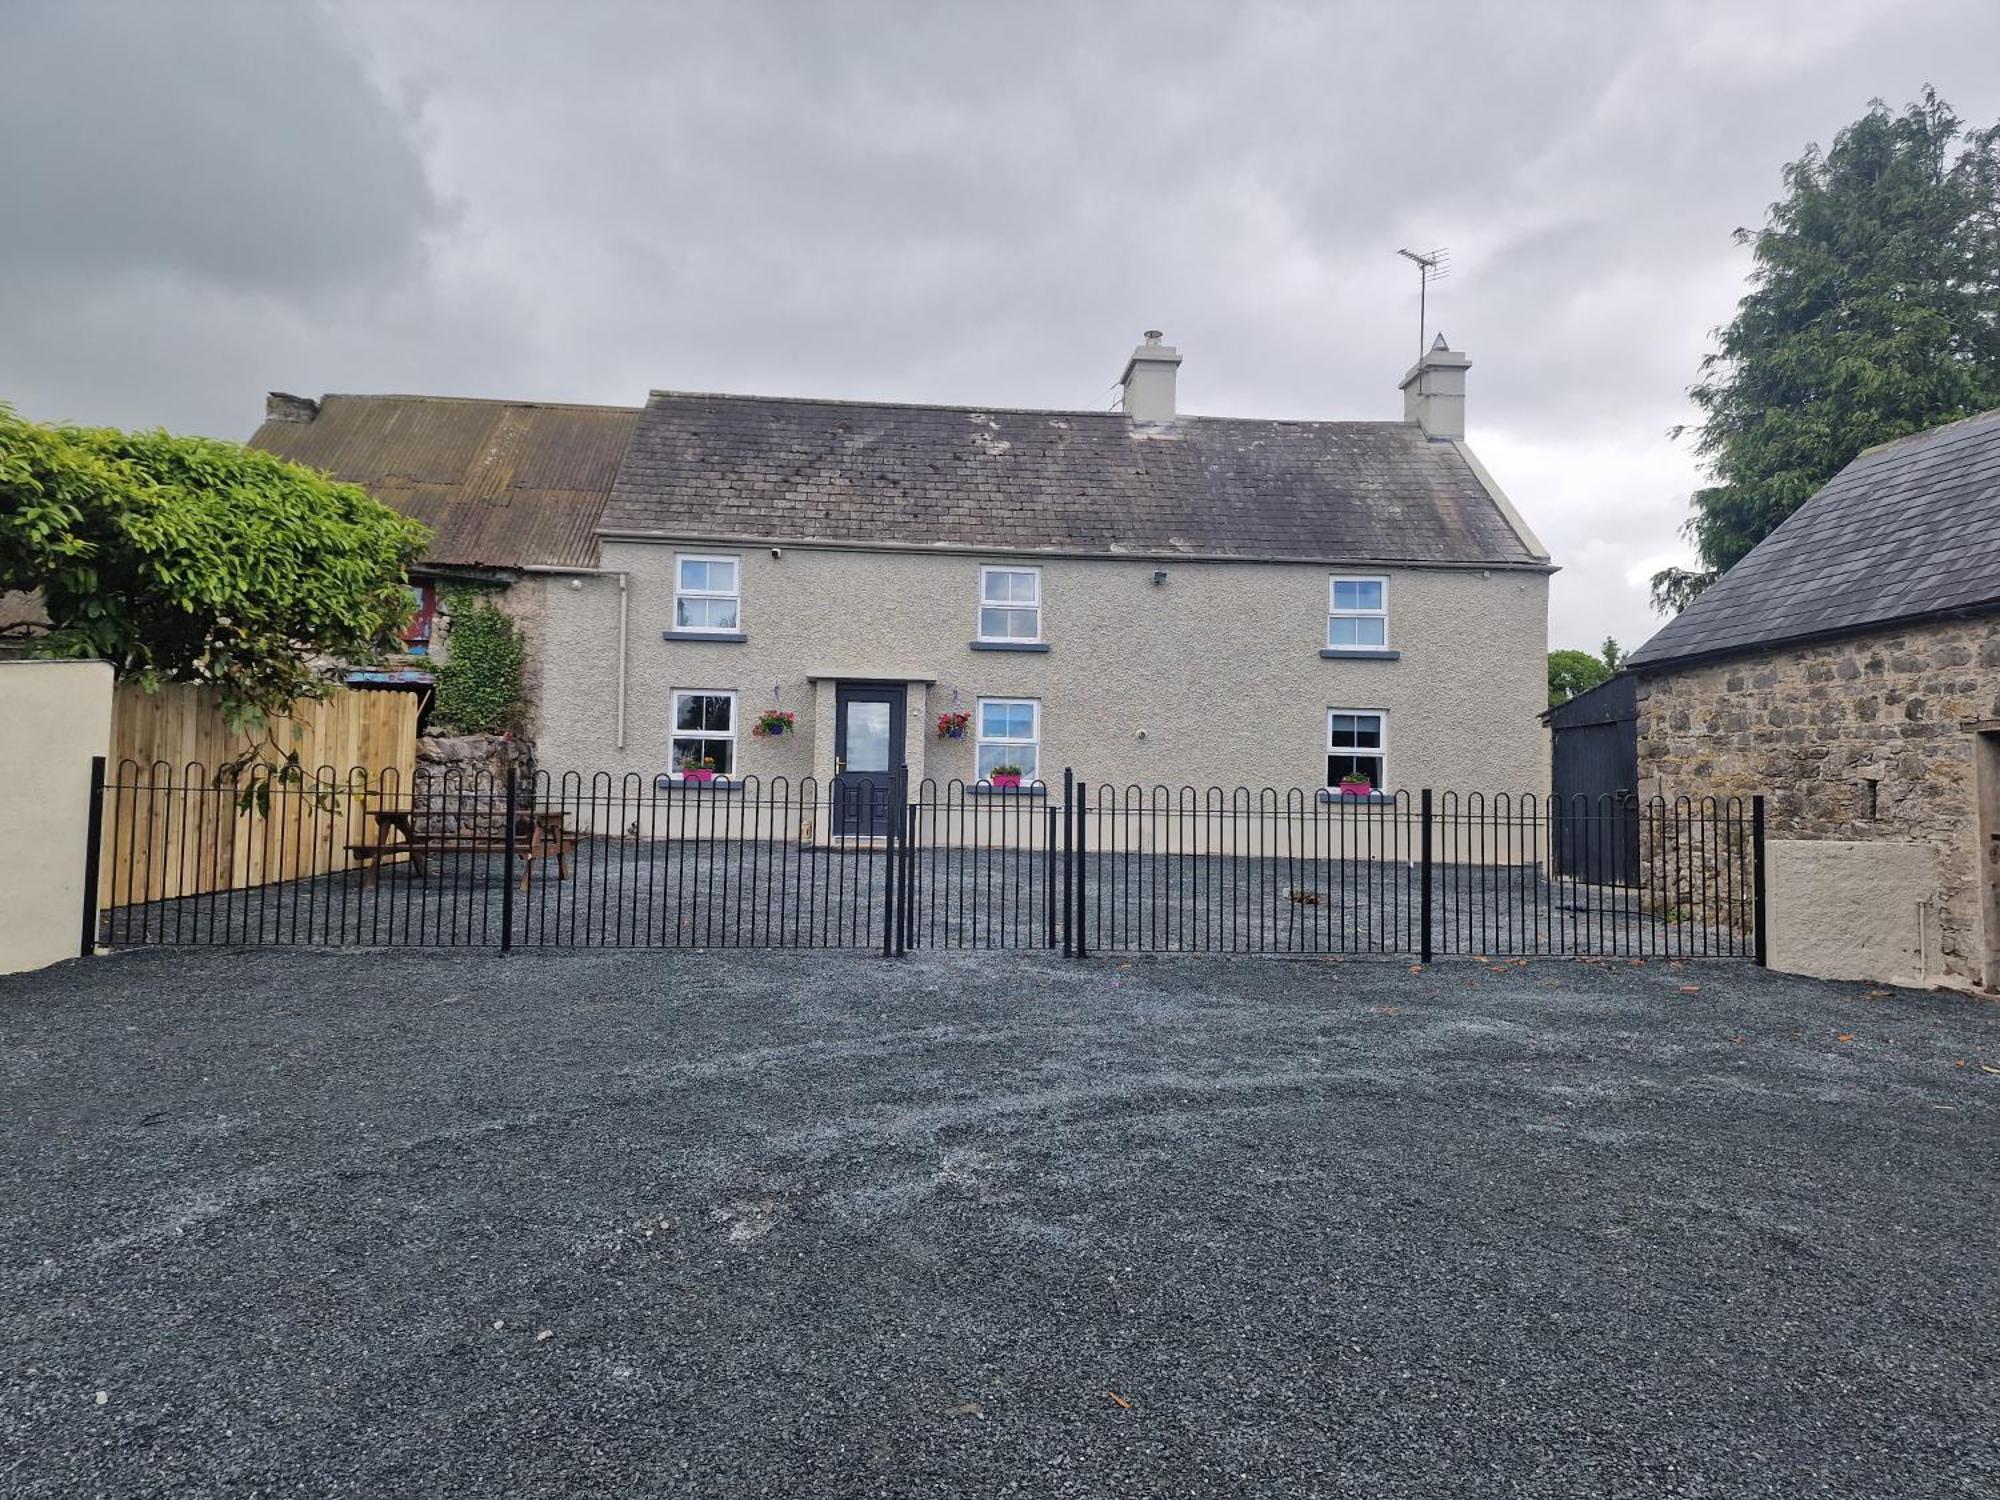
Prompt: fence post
<box><xmin>1751</xmin><ymin>794</ymin><xmax>1767</xmax><ymax>967</ymax></box>
<box><xmin>1062</xmin><ymin>768</ymin><xmax>1075</xmax><ymax>958</ymax></box>
<box><xmin>79</xmin><ymin>755</ymin><xmax>107</xmax><ymax>958</ymax></box>
<box><xmin>882</xmin><ymin>767</ymin><xmax>904</xmax><ymax>958</ymax></box>
<box><xmin>900</xmin><ymin>793</ymin><xmax>917</xmax><ymax>956</ymax></box>
<box><xmin>1073</xmin><ymin>779</ymin><xmax>1088</xmax><ymax>960</ymax></box>
<box><xmin>501</xmin><ymin>766</ymin><xmax>517</xmax><ymax>955</ymax></box>
<box><xmin>1044</xmin><ymin>803</ymin><xmax>1058</xmax><ymax>949</ymax></box>
<box><xmin>1419</xmin><ymin>787</ymin><xmax>1434</xmax><ymax>965</ymax></box>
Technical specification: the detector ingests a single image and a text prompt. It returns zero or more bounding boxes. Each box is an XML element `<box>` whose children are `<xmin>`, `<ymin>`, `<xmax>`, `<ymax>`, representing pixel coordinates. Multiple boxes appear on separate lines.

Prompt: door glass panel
<box><xmin>843</xmin><ymin>701</ymin><xmax>891</xmax><ymax>773</ymax></box>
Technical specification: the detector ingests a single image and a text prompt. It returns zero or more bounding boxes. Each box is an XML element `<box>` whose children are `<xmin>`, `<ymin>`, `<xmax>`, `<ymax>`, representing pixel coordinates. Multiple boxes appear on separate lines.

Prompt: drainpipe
<box><xmin>523</xmin><ymin>566</ymin><xmax>629</xmax><ymax>752</ymax></box>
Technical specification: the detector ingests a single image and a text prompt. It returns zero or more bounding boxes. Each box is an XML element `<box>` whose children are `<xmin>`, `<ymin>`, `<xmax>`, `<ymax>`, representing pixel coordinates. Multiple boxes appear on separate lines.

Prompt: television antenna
<box><xmin>1395</xmin><ymin>247</ymin><xmax>1450</xmax><ymax>356</ymax></box>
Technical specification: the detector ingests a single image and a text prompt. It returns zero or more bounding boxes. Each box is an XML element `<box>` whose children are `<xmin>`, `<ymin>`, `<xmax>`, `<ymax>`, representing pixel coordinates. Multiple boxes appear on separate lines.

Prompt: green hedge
<box><xmin>431</xmin><ymin>588</ymin><xmax>524</xmax><ymax>734</ymax></box>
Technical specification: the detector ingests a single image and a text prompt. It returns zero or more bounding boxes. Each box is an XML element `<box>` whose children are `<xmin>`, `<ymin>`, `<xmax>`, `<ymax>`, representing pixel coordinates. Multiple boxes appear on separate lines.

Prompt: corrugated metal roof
<box><xmin>601</xmin><ymin>391</ymin><xmax>1549</xmax><ymax>566</ymax></box>
<box><xmin>248</xmin><ymin>395</ymin><xmax>641</xmax><ymax>572</ymax></box>
<box><xmin>1629</xmin><ymin>407</ymin><xmax>2000</xmax><ymax>670</ymax></box>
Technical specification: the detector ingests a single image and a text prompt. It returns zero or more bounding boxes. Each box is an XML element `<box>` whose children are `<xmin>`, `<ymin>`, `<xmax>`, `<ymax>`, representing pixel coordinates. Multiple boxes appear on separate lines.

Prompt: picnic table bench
<box><xmin>347</xmin><ymin>804</ymin><xmax>576</xmax><ymax>891</ymax></box>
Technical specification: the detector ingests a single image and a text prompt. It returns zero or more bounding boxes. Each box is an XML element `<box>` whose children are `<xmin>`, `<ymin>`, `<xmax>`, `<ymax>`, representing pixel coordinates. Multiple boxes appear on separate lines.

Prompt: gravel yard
<box><xmin>1</xmin><ymin>947</ymin><xmax>1993</xmax><ymax>1497</ymax></box>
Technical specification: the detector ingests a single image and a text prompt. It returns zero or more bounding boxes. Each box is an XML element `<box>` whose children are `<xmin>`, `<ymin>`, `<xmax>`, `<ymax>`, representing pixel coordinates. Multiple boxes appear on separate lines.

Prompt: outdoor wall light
<box><xmin>1152</xmin><ymin>569</ymin><xmax>1168</xmax><ymax>586</ymax></box>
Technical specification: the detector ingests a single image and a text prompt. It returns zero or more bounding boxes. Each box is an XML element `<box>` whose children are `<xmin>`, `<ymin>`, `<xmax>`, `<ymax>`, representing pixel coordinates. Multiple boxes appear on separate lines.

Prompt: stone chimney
<box><xmin>1398</xmin><ymin>334</ymin><xmax>1470</xmax><ymax>441</ymax></box>
<box><xmin>1119</xmin><ymin>330</ymin><xmax>1181</xmax><ymax>423</ymax></box>
<box><xmin>265</xmin><ymin>392</ymin><xmax>320</xmax><ymax>424</ymax></box>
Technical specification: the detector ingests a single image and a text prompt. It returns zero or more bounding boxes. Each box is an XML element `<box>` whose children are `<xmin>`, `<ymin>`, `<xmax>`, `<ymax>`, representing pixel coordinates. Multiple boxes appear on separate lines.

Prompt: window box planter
<box><xmin>987</xmin><ymin>770</ymin><xmax>1023</xmax><ymax>789</ymax></box>
<box><xmin>1337</xmin><ymin>779</ymin><xmax>1373</xmax><ymax>798</ymax></box>
<box><xmin>682</xmin><ymin>768</ymin><xmax>716</xmax><ymax>783</ymax></box>
<box><xmin>656</xmin><ymin>773</ymin><xmax>740</xmax><ymax>793</ymax></box>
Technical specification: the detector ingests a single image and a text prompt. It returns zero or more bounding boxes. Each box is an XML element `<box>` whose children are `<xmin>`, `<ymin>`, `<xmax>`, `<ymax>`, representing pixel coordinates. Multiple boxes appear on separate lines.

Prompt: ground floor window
<box><xmin>976</xmin><ymin>698</ymin><xmax>1040</xmax><ymax>781</ymax></box>
<box><xmin>670</xmin><ymin>689</ymin><xmax>737</xmax><ymax>775</ymax></box>
<box><xmin>1327</xmin><ymin>709</ymin><xmax>1386</xmax><ymax>790</ymax></box>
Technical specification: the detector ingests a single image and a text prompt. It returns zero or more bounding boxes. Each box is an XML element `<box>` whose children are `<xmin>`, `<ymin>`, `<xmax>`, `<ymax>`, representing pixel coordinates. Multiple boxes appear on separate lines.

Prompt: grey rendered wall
<box><xmin>0</xmin><ymin>660</ymin><xmax>113</xmax><ymax>973</ymax></box>
<box><xmin>536</xmin><ymin>542</ymin><xmax>1548</xmax><ymax>799</ymax></box>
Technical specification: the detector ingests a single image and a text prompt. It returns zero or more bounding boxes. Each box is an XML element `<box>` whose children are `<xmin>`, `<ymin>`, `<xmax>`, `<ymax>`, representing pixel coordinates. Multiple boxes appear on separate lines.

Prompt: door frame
<box><xmin>1975</xmin><ymin>725</ymin><xmax>2000</xmax><ymax>992</ymax></box>
<box><xmin>833</xmin><ymin>681</ymin><xmax>907</xmax><ymax>839</ymax></box>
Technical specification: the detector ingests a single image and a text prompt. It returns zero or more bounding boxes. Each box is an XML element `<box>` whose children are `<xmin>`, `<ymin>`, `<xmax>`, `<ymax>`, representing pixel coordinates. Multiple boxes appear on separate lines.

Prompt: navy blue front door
<box><xmin>833</xmin><ymin>684</ymin><xmax>904</xmax><ymax>837</ymax></box>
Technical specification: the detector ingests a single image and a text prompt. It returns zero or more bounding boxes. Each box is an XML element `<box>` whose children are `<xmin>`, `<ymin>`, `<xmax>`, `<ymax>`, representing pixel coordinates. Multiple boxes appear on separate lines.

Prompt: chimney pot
<box><xmin>1120</xmin><ymin>329</ymin><xmax>1181</xmax><ymax>423</ymax></box>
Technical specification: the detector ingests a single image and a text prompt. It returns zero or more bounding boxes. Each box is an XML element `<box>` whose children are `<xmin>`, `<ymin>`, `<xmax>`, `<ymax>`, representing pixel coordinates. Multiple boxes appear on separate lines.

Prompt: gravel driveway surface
<box><xmin>1</xmin><ymin>948</ymin><xmax>1994</xmax><ymax>1498</ymax></box>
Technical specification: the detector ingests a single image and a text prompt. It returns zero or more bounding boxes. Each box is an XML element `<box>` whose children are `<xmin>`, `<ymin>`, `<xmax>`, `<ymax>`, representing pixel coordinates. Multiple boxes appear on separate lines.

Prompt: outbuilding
<box><xmin>1627</xmin><ymin>409</ymin><xmax>2000</xmax><ymax>992</ymax></box>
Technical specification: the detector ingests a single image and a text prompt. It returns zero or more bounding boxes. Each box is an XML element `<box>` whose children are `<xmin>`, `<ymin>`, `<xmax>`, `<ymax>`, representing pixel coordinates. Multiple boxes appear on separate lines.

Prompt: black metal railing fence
<box><xmin>84</xmin><ymin>759</ymin><xmax>1765</xmax><ymax>963</ymax></box>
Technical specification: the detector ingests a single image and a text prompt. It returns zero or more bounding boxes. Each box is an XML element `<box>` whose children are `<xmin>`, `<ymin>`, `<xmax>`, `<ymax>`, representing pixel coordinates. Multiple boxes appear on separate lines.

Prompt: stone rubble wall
<box><xmin>416</xmin><ymin>732</ymin><xmax>532</xmax><ymax>786</ymax></box>
<box><xmin>1637</xmin><ymin>613</ymin><xmax>2000</xmax><ymax>987</ymax></box>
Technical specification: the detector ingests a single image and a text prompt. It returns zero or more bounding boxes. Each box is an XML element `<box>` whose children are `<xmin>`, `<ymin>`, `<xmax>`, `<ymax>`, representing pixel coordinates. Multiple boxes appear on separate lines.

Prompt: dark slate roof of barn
<box><xmin>1629</xmin><ymin>407</ymin><xmax>2000</xmax><ymax>670</ymax></box>
<box><xmin>599</xmin><ymin>392</ymin><xmax>1549</xmax><ymax>566</ymax></box>
<box><xmin>249</xmin><ymin>394</ymin><xmax>641</xmax><ymax>572</ymax></box>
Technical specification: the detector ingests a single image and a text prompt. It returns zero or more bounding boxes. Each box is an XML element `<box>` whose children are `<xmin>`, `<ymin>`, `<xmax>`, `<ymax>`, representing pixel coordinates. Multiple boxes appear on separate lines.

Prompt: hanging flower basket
<box><xmin>937</xmin><ymin>711</ymin><xmax>970</xmax><ymax>740</ymax></box>
<box><xmin>752</xmin><ymin>710</ymin><xmax>796</xmax><ymax>738</ymax></box>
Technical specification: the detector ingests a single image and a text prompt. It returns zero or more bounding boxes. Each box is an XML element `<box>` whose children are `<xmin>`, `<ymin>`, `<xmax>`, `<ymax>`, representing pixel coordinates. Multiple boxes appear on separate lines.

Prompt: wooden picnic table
<box><xmin>347</xmin><ymin>804</ymin><xmax>576</xmax><ymax>891</ymax></box>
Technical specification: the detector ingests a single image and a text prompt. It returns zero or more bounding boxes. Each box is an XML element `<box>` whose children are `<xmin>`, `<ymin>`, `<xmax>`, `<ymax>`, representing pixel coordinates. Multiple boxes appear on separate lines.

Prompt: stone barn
<box><xmin>1627</xmin><ymin>409</ymin><xmax>2000</xmax><ymax>992</ymax></box>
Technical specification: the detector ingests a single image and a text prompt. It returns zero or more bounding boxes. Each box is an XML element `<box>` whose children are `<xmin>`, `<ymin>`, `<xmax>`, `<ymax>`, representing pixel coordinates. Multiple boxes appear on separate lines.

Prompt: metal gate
<box><xmin>85</xmin><ymin>759</ymin><xmax>1765</xmax><ymax>962</ymax></box>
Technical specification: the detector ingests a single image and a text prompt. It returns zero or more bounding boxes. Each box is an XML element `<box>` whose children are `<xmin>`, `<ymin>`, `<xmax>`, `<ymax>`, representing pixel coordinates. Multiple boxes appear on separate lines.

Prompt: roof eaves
<box><xmin>594</xmin><ymin>527</ymin><xmax>1557</xmax><ymax>571</ymax></box>
<box><xmin>1630</xmin><ymin>596</ymin><xmax>2000</xmax><ymax>674</ymax></box>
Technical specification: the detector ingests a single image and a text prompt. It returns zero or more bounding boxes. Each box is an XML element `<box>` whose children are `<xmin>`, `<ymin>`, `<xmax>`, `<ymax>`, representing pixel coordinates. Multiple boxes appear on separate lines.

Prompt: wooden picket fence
<box><xmin>101</xmin><ymin>685</ymin><xmax>419</xmax><ymax>907</ymax></box>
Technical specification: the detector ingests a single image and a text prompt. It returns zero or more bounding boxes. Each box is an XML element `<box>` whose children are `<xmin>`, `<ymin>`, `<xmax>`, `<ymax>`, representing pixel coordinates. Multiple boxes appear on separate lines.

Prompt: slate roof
<box><xmin>248</xmin><ymin>395</ymin><xmax>641</xmax><ymax>572</ymax></box>
<box><xmin>1629</xmin><ymin>408</ymin><xmax>2000</xmax><ymax>670</ymax></box>
<box><xmin>599</xmin><ymin>392</ymin><xmax>1548</xmax><ymax>566</ymax></box>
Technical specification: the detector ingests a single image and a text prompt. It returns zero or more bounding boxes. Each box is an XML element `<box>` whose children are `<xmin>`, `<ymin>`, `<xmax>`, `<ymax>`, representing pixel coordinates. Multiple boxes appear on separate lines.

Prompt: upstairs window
<box><xmin>403</xmin><ymin>581</ymin><xmax>437</xmax><ymax>655</ymax></box>
<box><xmin>976</xmin><ymin>698</ymin><xmax>1041</xmax><ymax>781</ymax></box>
<box><xmin>675</xmin><ymin>555</ymin><xmax>740</xmax><ymax>632</ymax></box>
<box><xmin>1328</xmin><ymin>576</ymin><xmax>1388</xmax><ymax>649</ymax></box>
<box><xmin>670</xmin><ymin>690</ymin><xmax>737</xmax><ymax>776</ymax></box>
<box><xmin>978</xmin><ymin>566</ymin><xmax>1041</xmax><ymax>642</ymax></box>
<box><xmin>1326</xmin><ymin>709</ymin><xmax>1386</xmax><ymax>790</ymax></box>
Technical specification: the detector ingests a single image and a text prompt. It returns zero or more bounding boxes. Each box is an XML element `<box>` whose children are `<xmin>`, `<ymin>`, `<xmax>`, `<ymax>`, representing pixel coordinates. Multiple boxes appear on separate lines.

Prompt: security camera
<box><xmin>770</xmin><ymin>547</ymin><xmax>783</xmax><ymax>559</ymax></box>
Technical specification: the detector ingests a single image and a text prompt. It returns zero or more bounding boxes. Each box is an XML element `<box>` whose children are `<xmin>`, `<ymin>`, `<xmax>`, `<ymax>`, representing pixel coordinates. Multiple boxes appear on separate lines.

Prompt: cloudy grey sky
<box><xmin>5</xmin><ymin>0</ymin><xmax>1997</xmax><ymax>654</ymax></box>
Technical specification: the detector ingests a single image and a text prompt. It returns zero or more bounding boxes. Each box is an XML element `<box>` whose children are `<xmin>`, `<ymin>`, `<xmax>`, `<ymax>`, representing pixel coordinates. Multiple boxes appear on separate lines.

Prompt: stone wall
<box><xmin>1636</xmin><ymin>613</ymin><xmax>2000</xmax><ymax>988</ymax></box>
<box><xmin>417</xmin><ymin>732</ymin><xmax>532</xmax><ymax>785</ymax></box>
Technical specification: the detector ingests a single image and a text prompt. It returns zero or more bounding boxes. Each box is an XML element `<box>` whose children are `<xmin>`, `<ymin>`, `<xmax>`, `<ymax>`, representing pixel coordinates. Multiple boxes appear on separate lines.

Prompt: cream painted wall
<box><xmin>537</xmin><ymin>542</ymin><xmax>1548</xmax><ymax>799</ymax></box>
<box><xmin>0</xmin><ymin>660</ymin><xmax>113</xmax><ymax>974</ymax></box>
<box><xmin>1765</xmin><ymin>839</ymin><xmax>1944</xmax><ymax>989</ymax></box>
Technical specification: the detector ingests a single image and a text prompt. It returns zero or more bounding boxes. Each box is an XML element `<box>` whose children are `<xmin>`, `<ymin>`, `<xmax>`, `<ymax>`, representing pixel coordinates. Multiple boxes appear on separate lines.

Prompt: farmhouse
<box><xmin>1627</xmin><ymin>408</ymin><xmax>2000</xmax><ymax>991</ymax></box>
<box><xmin>535</xmin><ymin>332</ymin><xmax>1552</xmax><ymax>826</ymax></box>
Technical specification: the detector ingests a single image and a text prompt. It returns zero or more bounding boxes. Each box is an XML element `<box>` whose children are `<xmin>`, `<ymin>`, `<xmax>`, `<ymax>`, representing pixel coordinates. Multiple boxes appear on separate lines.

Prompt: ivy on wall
<box><xmin>431</xmin><ymin>588</ymin><xmax>525</xmax><ymax>735</ymax></box>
